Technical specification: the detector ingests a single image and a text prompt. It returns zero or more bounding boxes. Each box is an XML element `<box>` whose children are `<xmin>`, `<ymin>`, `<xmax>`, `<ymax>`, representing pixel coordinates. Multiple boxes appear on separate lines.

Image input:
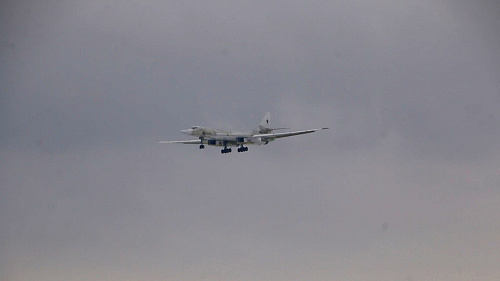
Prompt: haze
<box><xmin>1</xmin><ymin>1</ymin><xmax>499</xmax><ymax>280</ymax></box>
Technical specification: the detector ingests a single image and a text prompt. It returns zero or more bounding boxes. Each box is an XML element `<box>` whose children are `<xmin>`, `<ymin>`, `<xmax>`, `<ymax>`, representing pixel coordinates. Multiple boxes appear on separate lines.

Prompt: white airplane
<box><xmin>159</xmin><ymin>112</ymin><xmax>328</xmax><ymax>154</ymax></box>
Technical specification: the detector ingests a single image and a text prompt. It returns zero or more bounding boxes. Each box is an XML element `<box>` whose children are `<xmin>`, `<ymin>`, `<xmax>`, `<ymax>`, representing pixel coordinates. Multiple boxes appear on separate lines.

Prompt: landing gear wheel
<box><xmin>199</xmin><ymin>137</ymin><xmax>205</xmax><ymax>149</ymax></box>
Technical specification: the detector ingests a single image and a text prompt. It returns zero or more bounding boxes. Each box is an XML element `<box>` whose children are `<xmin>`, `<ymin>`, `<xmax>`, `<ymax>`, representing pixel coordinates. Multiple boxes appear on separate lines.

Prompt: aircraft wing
<box><xmin>253</xmin><ymin>128</ymin><xmax>329</xmax><ymax>140</ymax></box>
<box><xmin>158</xmin><ymin>140</ymin><xmax>201</xmax><ymax>144</ymax></box>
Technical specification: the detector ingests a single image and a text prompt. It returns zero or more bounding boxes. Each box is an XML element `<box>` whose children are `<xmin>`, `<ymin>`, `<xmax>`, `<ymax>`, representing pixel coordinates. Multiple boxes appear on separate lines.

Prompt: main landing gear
<box><xmin>237</xmin><ymin>145</ymin><xmax>248</xmax><ymax>152</ymax></box>
<box><xmin>220</xmin><ymin>143</ymin><xmax>248</xmax><ymax>154</ymax></box>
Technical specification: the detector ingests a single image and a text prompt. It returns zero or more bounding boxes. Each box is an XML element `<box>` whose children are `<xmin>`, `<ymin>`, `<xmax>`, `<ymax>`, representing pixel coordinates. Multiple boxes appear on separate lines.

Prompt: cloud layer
<box><xmin>2</xmin><ymin>0</ymin><xmax>499</xmax><ymax>280</ymax></box>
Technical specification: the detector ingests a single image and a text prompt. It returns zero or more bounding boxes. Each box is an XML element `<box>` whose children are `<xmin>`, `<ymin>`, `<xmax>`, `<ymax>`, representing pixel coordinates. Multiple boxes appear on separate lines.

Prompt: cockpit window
<box><xmin>191</xmin><ymin>126</ymin><xmax>199</xmax><ymax>130</ymax></box>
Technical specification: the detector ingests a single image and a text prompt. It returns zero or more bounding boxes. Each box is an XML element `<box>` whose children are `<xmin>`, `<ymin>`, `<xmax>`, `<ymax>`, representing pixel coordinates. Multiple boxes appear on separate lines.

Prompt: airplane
<box><xmin>159</xmin><ymin>112</ymin><xmax>328</xmax><ymax>154</ymax></box>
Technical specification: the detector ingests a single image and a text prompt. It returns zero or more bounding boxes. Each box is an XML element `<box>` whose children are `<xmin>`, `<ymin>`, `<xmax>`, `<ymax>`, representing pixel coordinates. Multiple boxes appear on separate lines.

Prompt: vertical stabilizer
<box><xmin>259</xmin><ymin>112</ymin><xmax>271</xmax><ymax>133</ymax></box>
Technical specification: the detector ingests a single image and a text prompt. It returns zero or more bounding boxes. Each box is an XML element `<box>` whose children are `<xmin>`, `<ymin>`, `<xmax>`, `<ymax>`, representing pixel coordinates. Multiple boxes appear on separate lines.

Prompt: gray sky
<box><xmin>1</xmin><ymin>0</ymin><xmax>500</xmax><ymax>280</ymax></box>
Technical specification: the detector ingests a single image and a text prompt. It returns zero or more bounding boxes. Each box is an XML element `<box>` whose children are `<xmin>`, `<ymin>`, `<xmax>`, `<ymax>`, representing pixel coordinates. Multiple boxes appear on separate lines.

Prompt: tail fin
<box><xmin>259</xmin><ymin>112</ymin><xmax>271</xmax><ymax>133</ymax></box>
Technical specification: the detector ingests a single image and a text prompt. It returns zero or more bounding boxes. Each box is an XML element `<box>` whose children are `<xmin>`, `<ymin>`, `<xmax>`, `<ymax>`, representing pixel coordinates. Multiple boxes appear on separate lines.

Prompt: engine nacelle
<box><xmin>250</xmin><ymin>137</ymin><xmax>268</xmax><ymax>145</ymax></box>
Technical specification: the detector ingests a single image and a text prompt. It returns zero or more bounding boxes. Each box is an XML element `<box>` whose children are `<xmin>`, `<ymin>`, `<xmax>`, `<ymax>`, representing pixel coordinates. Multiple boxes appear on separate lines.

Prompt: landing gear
<box><xmin>237</xmin><ymin>145</ymin><xmax>248</xmax><ymax>152</ymax></box>
<box><xmin>220</xmin><ymin>142</ymin><xmax>247</xmax><ymax>154</ymax></box>
<box><xmin>220</xmin><ymin>141</ymin><xmax>231</xmax><ymax>154</ymax></box>
<box><xmin>199</xmin><ymin>137</ymin><xmax>205</xmax><ymax>149</ymax></box>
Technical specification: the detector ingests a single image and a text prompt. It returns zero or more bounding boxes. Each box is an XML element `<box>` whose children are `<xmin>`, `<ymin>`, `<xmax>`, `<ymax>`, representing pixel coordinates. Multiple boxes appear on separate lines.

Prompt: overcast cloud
<box><xmin>1</xmin><ymin>1</ymin><xmax>500</xmax><ymax>280</ymax></box>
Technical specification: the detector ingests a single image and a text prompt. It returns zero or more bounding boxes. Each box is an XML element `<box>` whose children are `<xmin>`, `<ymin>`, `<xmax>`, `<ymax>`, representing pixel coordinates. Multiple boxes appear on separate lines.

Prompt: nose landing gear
<box><xmin>199</xmin><ymin>137</ymin><xmax>205</xmax><ymax>149</ymax></box>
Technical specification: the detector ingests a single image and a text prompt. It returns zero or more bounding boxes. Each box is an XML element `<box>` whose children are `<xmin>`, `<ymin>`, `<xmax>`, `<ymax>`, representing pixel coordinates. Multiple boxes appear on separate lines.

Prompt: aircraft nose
<box><xmin>181</xmin><ymin>129</ymin><xmax>191</xmax><ymax>134</ymax></box>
